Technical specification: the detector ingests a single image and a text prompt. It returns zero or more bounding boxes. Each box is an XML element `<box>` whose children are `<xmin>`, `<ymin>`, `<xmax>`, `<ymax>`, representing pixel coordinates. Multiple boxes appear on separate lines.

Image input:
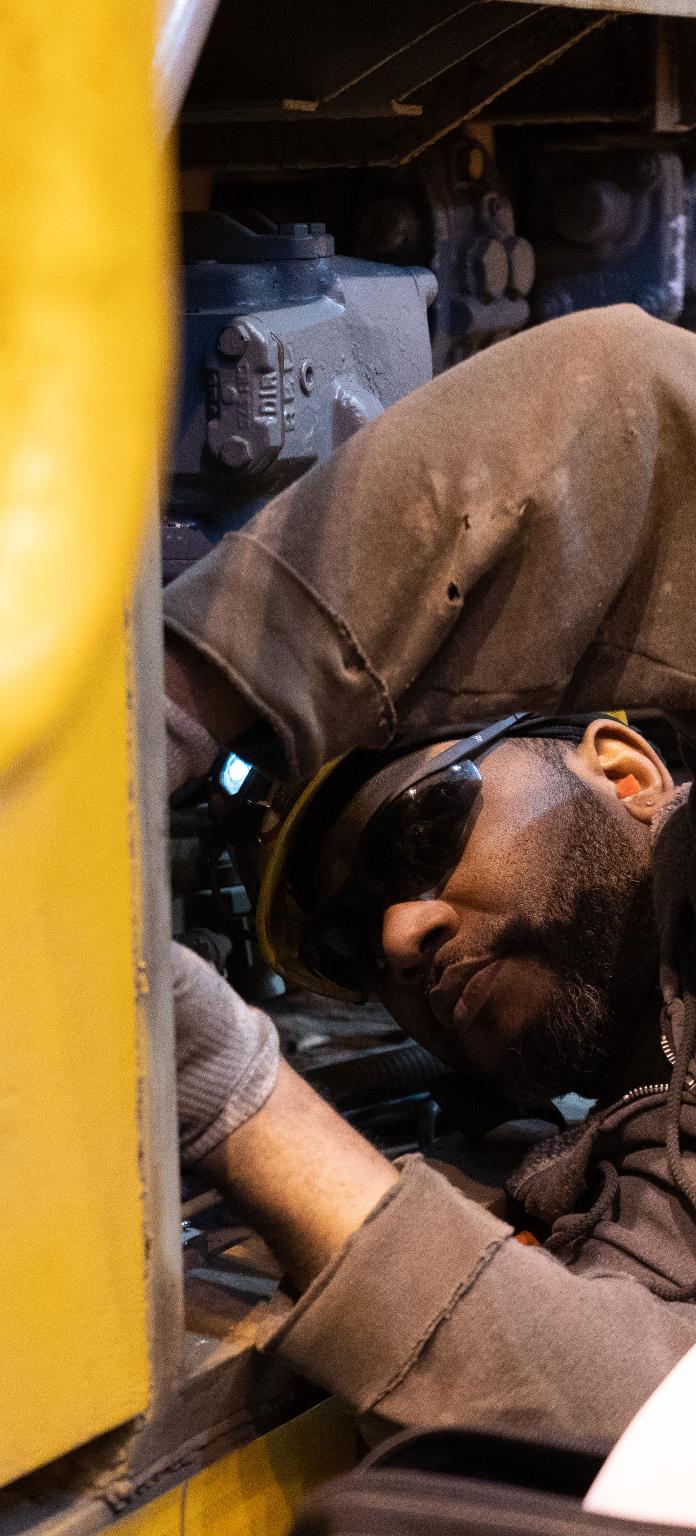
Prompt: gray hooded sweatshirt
<box><xmin>164</xmin><ymin>304</ymin><xmax>696</xmax><ymax>1452</ymax></box>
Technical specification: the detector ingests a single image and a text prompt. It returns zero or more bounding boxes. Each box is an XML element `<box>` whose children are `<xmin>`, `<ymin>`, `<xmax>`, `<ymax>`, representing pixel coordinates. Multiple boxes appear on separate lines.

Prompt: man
<box><xmin>166</xmin><ymin>304</ymin><xmax>696</xmax><ymax>1449</ymax></box>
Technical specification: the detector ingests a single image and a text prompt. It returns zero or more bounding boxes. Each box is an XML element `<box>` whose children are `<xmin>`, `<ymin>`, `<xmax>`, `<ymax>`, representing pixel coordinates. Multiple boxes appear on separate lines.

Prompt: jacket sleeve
<box><xmin>164</xmin><ymin>304</ymin><xmax>696</xmax><ymax>780</ymax></box>
<box><xmin>172</xmin><ymin>940</ymin><xmax>279</xmax><ymax>1166</ymax></box>
<box><xmin>264</xmin><ymin>1157</ymin><xmax>696</xmax><ymax>1450</ymax></box>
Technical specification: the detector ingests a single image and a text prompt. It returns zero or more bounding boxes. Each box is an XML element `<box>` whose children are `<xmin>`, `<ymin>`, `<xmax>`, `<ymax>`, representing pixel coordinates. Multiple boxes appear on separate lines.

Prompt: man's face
<box><xmin>368</xmin><ymin>738</ymin><xmax>658</xmax><ymax>1103</ymax></box>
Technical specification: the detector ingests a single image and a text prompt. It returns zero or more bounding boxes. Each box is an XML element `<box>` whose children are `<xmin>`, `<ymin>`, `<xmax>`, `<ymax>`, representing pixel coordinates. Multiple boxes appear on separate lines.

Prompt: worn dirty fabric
<box><xmin>262</xmin><ymin>790</ymin><xmax>696</xmax><ymax>1448</ymax></box>
<box><xmin>163</xmin><ymin>303</ymin><xmax>696</xmax><ymax>1447</ymax></box>
<box><xmin>166</xmin><ymin>696</ymin><xmax>218</xmax><ymax>795</ymax></box>
<box><xmin>172</xmin><ymin>940</ymin><xmax>279</xmax><ymax>1166</ymax></box>
<box><xmin>504</xmin><ymin>783</ymin><xmax>696</xmax><ymax>1299</ymax></box>
<box><xmin>267</xmin><ymin>1155</ymin><xmax>696</xmax><ymax>1449</ymax></box>
<box><xmin>164</xmin><ymin>304</ymin><xmax>696</xmax><ymax>782</ymax></box>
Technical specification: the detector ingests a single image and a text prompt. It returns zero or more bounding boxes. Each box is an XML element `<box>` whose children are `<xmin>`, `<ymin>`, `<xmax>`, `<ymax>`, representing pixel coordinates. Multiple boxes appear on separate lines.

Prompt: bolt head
<box><xmin>220</xmin><ymin>435</ymin><xmax>252</xmax><ymax>468</ymax></box>
<box><xmin>470</xmin><ymin>237</ymin><xmax>508</xmax><ymax>300</ymax></box>
<box><xmin>218</xmin><ymin>324</ymin><xmax>247</xmax><ymax>358</ymax></box>
<box><xmin>505</xmin><ymin>236</ymin><xmax>536</xmax><ymax>298</ymax></box>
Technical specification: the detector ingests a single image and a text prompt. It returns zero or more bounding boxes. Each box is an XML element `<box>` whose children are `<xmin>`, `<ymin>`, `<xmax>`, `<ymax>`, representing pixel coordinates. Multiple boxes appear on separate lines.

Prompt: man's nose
<box><xmin>381</xmin><ymin>900</ymin><xmax>459</xmax><ymax>985</ymax></box>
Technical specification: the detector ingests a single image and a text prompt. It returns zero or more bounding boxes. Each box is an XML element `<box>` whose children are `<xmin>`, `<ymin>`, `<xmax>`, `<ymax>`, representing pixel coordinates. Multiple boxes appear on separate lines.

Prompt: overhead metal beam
<box><xmin>179</xmin><ymin>7</ymin><xmax>612</xmax><ymax>169</ymax></box>
<box><xmin>506</xmin><ymin>0</ymin><xmax>696</xmax><ymax>16</ymax></box>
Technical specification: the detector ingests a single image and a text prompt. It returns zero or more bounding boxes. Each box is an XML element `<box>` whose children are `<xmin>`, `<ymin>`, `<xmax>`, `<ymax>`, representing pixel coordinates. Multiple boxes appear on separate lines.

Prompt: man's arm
<box><xmin>165</xmin><ymin>632</ymin><xmax>254</xmax><ymax>746</ymax></box>
<box><xmin>200</xmin><ymin>1059</ymin><xmax>397</xmax><ymax>1292</ymax></box>
<box><xmin>173</xmin><ymin>939</ymin><xmax>396</xmax><ymax>1284</ymax></box>
<box><xmin>273</xmin><ymin>1160</ymin><xmax>696</xmax><ymax>1451</ymax></box>
<box><xmin>164</xmin><ymin>305</ymin><xmax>696</xmax><ymax>782</ymax></box>
<box><xmin>165</xmin><ymin>632</ymin><xmax>256</xmax><ymax>793</ymax></box>
<box><xmin>174</xmin><ymin>944</ymin><xmax>696</xmax><ymax>1450</ymax></box>
<box><xmin>198</xmin><ymin>1057</ymin><xmax>696</xmax><ymax>1451</ymax></box>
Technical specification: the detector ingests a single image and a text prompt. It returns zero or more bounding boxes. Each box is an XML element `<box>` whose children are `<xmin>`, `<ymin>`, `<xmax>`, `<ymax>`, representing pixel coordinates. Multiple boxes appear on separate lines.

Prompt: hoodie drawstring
<box><xmin>665</xmin><ymin>989</ymin><xmax>696</xmax><ymax>1210</ymax></box>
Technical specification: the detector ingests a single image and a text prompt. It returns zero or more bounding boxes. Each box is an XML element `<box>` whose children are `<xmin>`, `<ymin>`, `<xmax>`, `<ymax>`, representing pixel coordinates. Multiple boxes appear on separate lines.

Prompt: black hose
<box><xmin>303</xmin><ymin>1042</ymin><xmax>445</xmax><ymax>1110</ymax></box>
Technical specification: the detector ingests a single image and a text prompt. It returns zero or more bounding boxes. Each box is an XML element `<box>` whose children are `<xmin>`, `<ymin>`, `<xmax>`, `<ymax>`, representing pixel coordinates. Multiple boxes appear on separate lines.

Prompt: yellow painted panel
<box><xmin>184</xmin><ymin>1403</ymin><xmax>357</xmax><ymax>1536</ymax></box>
<box><xmin>115</xmin><ymin>1487</ymin><xmax>183</xmax><ymax>1536</ymax></box>
<box><xmin>0</xmin><ymin>0</ymin><xmax>169</xmax><ymax>778</ymax></box>
<box><xmin>0</xmin><ymin>622</ymin><xmax>150</xmax><ymax>1486</ymax></box>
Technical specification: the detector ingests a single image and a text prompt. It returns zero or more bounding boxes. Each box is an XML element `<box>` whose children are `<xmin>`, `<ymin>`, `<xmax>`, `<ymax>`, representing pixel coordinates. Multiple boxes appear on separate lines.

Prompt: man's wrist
<box><xmin>199</xmin><ymin>1060</ymin><xmax>399</xmax><ymax>1292</ymax></box>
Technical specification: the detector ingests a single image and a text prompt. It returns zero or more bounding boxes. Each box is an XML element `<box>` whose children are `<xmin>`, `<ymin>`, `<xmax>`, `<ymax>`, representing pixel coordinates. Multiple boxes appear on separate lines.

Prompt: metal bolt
<box><xmin>469</xmin><ymin>237</ymin><xmax>508</xmax><ymax>300</ymax></box>
<box><xmin>218</xmin><ymin>324</ymin><xmax>247</xmax><ymax>358</ymax></box>
<box><xmin>220</xmin><ymin>435</ymin><xmax>252</xmax><ymax>469</ymax></box>
<box><xmin>504</xmin><ymin>236</ymin><xmax>536</xmax><ymax>298</ymax></box>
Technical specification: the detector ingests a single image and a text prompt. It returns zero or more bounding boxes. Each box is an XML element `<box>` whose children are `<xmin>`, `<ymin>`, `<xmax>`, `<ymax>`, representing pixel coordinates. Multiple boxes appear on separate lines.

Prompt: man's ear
<box><xmin>571</xmin><ymin>719</ymin><xmax>674</xmax><ymax>825</ymax></box>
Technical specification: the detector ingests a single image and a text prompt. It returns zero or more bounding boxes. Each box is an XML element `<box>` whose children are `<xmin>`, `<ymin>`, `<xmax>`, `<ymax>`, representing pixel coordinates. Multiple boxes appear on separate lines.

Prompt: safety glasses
<box><xmin>300</xmin><ymin>715</ymin><xmax>522</xmax><ymax>994</ymax></box>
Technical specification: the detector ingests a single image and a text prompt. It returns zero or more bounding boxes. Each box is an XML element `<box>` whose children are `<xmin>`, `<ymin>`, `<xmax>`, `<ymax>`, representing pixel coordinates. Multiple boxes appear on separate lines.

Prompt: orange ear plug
<box><xmin>616</xmin><ymin>773</ymin><xmax>642</xmax><ymax>799</ymax></box>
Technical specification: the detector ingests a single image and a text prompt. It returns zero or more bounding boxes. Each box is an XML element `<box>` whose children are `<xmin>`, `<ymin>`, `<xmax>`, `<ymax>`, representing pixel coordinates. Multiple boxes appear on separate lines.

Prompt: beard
<box><xmin>478</xmin><ymin>781</ymin><xmax>659</xmax><ymax>1107</ymax></box>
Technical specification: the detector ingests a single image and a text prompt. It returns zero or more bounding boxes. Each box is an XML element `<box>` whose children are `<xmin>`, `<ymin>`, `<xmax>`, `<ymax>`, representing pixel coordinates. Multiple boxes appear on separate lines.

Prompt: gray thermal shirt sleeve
<box><xmin>172</xmin><ymin>940</ymin><xmax>279</xmax><ymax>1166</ymax></box>
<box><xmin>164</xmin><ymin>304</ymin><xmax>696</xmax><ymax>781</ymax></box>
<box><xmin>166</xmin><ymin>696</ymin><xmax>219</xmax><ymax>794</ymax></box>
<box><xmin>263</xmin><ymin>1156</ymin><xmax>696</xmax><ymax>1450</ymax></box>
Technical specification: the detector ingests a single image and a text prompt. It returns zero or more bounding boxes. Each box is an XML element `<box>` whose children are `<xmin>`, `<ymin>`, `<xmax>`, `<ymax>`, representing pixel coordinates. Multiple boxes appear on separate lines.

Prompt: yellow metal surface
<box><xmin>0</xmin><ymin>0</ymin><xmax>169</xmax><ymax>779</ymax></box>
<box><xmin>116</xmin><ymin>1488</ymin><xmax>183</xmax><ymax>1536</ymax></box>
<box><xmin>0</xmin><ymin>620</ymin><xmax>151</xmax><ymax>1485</ymax></box>
<box><xmin>0</xmin><ymin>0</ymin><xmax>172</xmax><ymax>1490</ymax></box>
<box><xmin>183</xmin><ymin>1402</ymin><xmax>357</xmax><ymax>1536</ymax></box>
<box><xmin>115</xmin><ymin>1402</ymin><xmax>356</xmax><ymax>1536</ymax></box>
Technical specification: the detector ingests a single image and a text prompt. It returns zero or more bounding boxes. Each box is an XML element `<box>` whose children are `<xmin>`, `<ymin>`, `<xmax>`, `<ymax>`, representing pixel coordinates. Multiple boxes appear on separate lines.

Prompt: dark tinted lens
<box><xmin>302</xmin><ymin>905</ymin><xmax>376</xmax><ymax>992</ymax></box>
<box><xmin>363</xmin><ymin>758</ymin><xmax>481</xmax><ymax>900</ymax></box>
<box><xmin>301</xmin><ymin>758</ymin><xmax>482</xmax><ymax>991</ymax></box>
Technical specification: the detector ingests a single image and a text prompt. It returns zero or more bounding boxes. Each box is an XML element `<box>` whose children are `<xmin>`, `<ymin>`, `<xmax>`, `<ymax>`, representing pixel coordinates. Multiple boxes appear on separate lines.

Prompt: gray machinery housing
<box><xmin>165</xmin><ymin>214</ymin><xmax>436</xmax><ymax>579</ymax></box>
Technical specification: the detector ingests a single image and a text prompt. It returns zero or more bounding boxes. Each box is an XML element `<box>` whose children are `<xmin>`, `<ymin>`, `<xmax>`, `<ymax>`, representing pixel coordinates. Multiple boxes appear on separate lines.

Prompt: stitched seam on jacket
<box><xmin>236</xmin><ymin>533</ymin><xmax>397</xmax><ymax>740</ymax></box>
<box><xmin>414</xmin><ymin>681</ymin><xmax>568</xmax><ymax>700</ymax></box>
<box><xmin>164</xmin><ymin>615</ymin><xmax>301</xmax><ymax>778</ymax></box>
<box><xmin>163</xmin><ymin>611</ymin><xmax>293</xmax><ymax>733</ymax></box>
<box><xmin>367</xmin><ymin>1234</ymin><xmax>509</xmax><ymax>1411</ymax></box>
<box><xmin>261</xmin><ymin>1167</ymin><xmax>410</xmax><ymax>1352</ymax></box>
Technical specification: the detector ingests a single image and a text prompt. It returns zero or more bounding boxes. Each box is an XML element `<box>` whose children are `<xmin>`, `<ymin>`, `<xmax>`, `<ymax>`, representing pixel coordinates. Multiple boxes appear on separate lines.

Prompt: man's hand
<box><xmin>173</xmin><ymin>941</ymin><xmax>397</xmax><ymax>1291</ymax></box>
